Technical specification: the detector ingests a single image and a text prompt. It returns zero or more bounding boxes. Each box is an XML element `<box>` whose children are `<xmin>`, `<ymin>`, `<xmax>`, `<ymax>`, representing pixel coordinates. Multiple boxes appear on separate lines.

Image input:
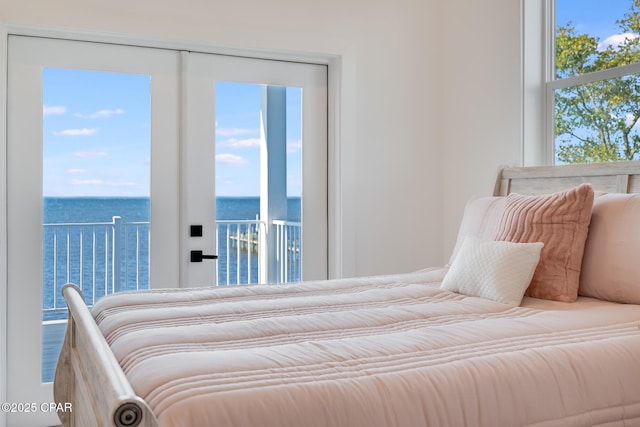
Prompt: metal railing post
<box><xmin>112</xmin><ymin>216</ymin><xmax>122</xmax><ymax>293</ymax></box>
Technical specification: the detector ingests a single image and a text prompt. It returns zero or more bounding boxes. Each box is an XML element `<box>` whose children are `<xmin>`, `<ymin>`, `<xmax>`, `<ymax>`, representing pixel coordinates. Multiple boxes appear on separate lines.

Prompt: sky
<box><xmin>42</xmin><ymin>2</ymin><xmax>634</xmax><ymax>197</ymax></box>
<box><xmin>42</xmin><ymin>70</ymin><xmax>302</xmax><ymax>198</ymax></box>
<box><xmin>556</xmin><ymin>0</ymin><xmax>637</xmax><ymax>49</ymax></box>
<box><xmin>553</xmin><ymin>0</ymin><xmax>639</xmax><ymax>163</ymax></box>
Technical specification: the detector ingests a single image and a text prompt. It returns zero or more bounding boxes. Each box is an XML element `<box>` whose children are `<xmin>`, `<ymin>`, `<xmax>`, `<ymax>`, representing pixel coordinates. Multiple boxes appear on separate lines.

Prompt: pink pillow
<box><xmin>579</xmin><ymin>193</ymin><xmax>640</xmax><ymax>304</ymax></box>
<box><xmin>493</xmin><ymin>184</ymin><xmax>594</xmax><ymax>302</ymax></box>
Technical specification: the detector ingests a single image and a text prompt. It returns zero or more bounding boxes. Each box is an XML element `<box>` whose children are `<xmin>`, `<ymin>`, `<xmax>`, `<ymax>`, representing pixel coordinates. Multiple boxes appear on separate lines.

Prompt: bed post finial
<box><xmin>114</xmin><ymin>402</ymin><xmax>143</xmax><ymax>427</ymax></box>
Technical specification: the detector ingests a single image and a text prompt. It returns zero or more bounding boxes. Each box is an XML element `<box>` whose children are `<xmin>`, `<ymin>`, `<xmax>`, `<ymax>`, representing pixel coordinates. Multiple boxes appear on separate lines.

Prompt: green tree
<box><xmin>555</xmin><ymin>0</ymin><xmax>640</xmax><ymax>163</ymax></box>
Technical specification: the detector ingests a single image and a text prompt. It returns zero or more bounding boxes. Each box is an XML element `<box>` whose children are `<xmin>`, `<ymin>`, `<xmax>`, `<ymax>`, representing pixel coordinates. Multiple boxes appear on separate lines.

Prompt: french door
<box><xmin>6</xmin><ymin>35</ymin><xmax>326</xmax><ymax>426</ymax></box>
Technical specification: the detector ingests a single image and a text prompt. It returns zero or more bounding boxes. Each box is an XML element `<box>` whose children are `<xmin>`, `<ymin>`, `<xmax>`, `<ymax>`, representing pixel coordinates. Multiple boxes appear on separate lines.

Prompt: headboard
<box><xmin>493</xmin><ymin>161</ymin><xmax>640</xmax><ymax>196</ymax></box>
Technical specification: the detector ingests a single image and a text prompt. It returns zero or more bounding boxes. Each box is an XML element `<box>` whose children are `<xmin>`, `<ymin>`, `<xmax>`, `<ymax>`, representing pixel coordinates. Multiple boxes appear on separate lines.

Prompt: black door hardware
<box><xmin>190</xmin><ymin>250</ymin><xmax>218</xmax><ymax>262</ymax></box>
<box><xmin>190</xmin><ymin>225</ymin><xmax>203</xmax><ymax>237</ymax></box>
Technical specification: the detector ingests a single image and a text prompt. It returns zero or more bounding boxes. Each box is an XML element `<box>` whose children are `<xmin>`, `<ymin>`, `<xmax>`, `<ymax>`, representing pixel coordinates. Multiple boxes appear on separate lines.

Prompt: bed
<box><xmin>54</xmin><ymin>161</ymin><xmax>640</xmax><ymax>427</ymax></box>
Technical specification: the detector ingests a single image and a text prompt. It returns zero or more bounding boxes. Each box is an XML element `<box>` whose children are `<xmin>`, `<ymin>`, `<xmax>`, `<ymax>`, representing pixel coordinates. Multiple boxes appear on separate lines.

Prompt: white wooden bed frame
<box><xmin>53</xmin><ymin>160</ymin><xmax>640</xmax><ymax>427</ymax></box>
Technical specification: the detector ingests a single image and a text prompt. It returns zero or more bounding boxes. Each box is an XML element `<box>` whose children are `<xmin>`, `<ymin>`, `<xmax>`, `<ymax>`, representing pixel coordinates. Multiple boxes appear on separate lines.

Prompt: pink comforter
<box><xmin>91</xmin><ymin>268</ymin><xmax>640</xmax><ymax>427</ymax></box>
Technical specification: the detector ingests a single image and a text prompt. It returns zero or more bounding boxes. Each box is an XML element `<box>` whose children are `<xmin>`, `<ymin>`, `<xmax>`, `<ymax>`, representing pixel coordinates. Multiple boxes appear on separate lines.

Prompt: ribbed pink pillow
<box><xmin>493</xmin><ymin>184</ymin><xmax>594</xmax><ymax>302</ymax></box>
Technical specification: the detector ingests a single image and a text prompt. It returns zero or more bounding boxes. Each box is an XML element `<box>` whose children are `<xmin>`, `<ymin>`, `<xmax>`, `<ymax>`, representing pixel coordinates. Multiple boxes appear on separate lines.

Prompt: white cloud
<box><xmin>71</xmin><ymin>179</ymin><xmax>136</xmax><ymax>187</ymax></box>
<box><xmin>53</xmin><ymin>128</ymin><xmax>98</xmax><ymax>136</ymax></box>
<box><xmin>75</xmin><ymin>109</ymin><xmax>125</xmax><ymax>119</ymax></box>
<box><xmin>72</xmin><ymin>179</ymin><xmax>103</xmax><ymax>186</ymax></box>
<box><xmin>216</xmin><ymin>153</ymin><xmax>248</xmax><ymax>166</ymax></box>
<box><xmin>598</xmin><ymin>33</ymin><xmax>639</xmax><ymax>51</ymax></box>
<box><xmin>217</xmin><ymin>137</ymin><xmax>301</xmax><ymax>151</ymax></box>
<box><xmin>624</xmin><ymin>113</ymin><xmax>640</xmax><ymax>130</ymax></box>
<box><xmin>219</xmin><ymin>138</ymin><xmax>261</xmax><ymax>148</ymax></box>
<box><xmin>73</xmin><ymin>151</ymin><xmax>108</xmax><ymax>158</ymax></box>
<box><xmin>43</xmin><ymin>105</ymin><xmax>67</xmax><ymax>116</ymax></box>
<box><xmin>287</xmin><ymin>139</ymin><xmax>302</xmax><ymax>153</ymax></box>
<box><xmin>216</xmin><ymin>127</ymin><xmax>259</xmax><ymax>136</ymax></box>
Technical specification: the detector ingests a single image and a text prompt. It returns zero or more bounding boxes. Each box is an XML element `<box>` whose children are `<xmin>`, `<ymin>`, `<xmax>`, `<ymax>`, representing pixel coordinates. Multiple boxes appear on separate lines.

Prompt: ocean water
<box><xmin>42</xmin><ymin>197</ymin><xmax>301</xmax><ymax>320</ymax></box>
<box><xmin>43</xmin><ymin>196</ymin><xmax>301</xmax><ymax>223</ymax></box>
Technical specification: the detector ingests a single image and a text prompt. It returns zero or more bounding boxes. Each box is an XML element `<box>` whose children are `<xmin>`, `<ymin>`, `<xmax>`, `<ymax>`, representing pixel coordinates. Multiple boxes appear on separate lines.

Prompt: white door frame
<box><xmin>185</xmin><ymin>52</ymin><xmax>328</xmax><ymax>284</ymax></box>
<box><xmin>0</xmin><ymin>25</ymin><xmax>9</xmax><ymax>427</ymax></box>
<box><xmin>0</xmin><ymin>24</ymin><xmax>342</xmax><ymax>427</ymax></box>
<box><xmin>6</xmin><ymin>35</ymin><xmax>183</xmax><ymax>427</ymax></box>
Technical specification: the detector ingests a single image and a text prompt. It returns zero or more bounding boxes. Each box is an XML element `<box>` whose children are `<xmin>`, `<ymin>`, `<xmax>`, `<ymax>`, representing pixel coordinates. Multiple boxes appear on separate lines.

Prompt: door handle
<box><xmin>190</xmin><ymin>250</ymin><xmax>218</xmax><ymax>262</ymax></box>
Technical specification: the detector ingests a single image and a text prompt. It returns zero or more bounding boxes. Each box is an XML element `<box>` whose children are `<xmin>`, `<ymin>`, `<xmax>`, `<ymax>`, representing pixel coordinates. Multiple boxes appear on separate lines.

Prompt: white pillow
<box><xmin>441</xmin><ymin>237</ymin><xmax>544</xmax><ymax>306</ymax></box>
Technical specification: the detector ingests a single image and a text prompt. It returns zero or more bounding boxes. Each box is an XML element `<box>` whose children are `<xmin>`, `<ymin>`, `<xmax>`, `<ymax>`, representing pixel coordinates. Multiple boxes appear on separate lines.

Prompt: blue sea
<box><xmin>42</xmin><ymin>197</ymin><xmax>301</xmax><ymax>320</ymax></box>
<box><xmin>43</xmin><ymin>196</ymin><xmax>301</xmax><ymax>223</ymax></box>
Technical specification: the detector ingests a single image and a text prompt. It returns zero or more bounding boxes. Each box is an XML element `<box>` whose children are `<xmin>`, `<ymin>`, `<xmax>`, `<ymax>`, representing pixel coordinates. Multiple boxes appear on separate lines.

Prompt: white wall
<box><xmin>0</xmin><ymin>0</ymin><xmax>442</xmax><ymax>277</ymax></box>
<box><xmin>1</xmin><ymin>0</ymin><xmax>528</xmax><ymax>271</ymax></box>
<box><xmin>440</xmin><ymin>0</ymin><xmax>524</xmax><ymax>261</ymax></box>
<box><xmin>0</xmin><ymin>2</ymin><xmax>531</xmax><ymax>422</ymax></box>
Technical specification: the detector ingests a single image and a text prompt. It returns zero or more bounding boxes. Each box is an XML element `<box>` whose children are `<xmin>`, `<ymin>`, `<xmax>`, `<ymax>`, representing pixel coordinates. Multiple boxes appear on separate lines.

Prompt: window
<box><xmin>548</xmin><ymin>0</ymin><xmax>640</xmax><ymax>164</ymax></box>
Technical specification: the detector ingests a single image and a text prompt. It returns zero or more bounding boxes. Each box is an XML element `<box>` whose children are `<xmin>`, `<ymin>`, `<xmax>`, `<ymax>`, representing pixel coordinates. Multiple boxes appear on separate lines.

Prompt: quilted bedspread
<box><xmin>91</xmin><ymin>267</ymin><xmax>640</xmax><ymax>427</ymax></box>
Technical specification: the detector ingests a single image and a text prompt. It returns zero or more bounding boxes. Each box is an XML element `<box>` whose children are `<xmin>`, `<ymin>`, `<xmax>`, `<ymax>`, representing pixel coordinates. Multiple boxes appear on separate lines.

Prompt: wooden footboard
<box><xmin>54</xmin><ymin>284</ymin><xmax>158</xmax><ymax>427</ymax></box>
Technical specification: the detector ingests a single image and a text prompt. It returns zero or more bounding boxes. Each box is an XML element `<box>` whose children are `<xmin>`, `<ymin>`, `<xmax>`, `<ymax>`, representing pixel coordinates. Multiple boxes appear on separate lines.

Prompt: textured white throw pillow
<box><xmin>441</xmin><ymin>237</ymin><xmax>544</xmax><ymax>306</ymax></box>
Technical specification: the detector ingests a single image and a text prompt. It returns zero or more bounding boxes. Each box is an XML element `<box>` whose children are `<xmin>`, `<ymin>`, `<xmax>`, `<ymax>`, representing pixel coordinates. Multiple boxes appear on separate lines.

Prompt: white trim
<box><xmin>3</xmin><ymin>23</ymin><xmax>335</xmax><ymax>66</ymax></box>
<box><xmin>0</xmin><ymin>23</ymin><xmax>8</xmax><ymax>427</ymax></box>
<box><xmin>522</xmin><ymin>0</ymin><xmax>556</xmax><ymax>166</ymax></box>
<box><xmin>522</xmin><ymin>0</ymin><xmax>547</xmax><ymax>166</ymax></box>
<box><xmin>179</xmin><ymin>50</ymin><xmax>189</xmax><ymax>288</ymax></box>
<box><xmin>544</xmin><ymin>0</ymin><xmax>555</xmax><ymax>165</ymax></box>
<box><xmin>548</xmin><ymin>61</ymin><xmax>640</xmax><ymax>89</ymax></box>
<box><xmin>546</xmin><ymin>0</ymin><xmax>555</xmax><ymax>83</ymax></box>
<box><xmin>327</xmin><ymin>57</ymin><xmax>342</xmax><ymax>279</ymax></box>
<box><xmin>520</xmin><ymin>0</ymin><xmax>525</xmax><ymax>166</ymax></box>
<box><xmin>545</xmin><ymin>74</ymin><xmax>555</xmax><ymax>164</ymax></box>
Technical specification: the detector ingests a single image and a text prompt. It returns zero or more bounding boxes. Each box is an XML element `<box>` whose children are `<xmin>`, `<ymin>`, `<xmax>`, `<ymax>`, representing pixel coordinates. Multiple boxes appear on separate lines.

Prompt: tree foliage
<box><xmin>555</xmin><ymin>0</ymin><xmax>640</xmax><ymax>163</ymax></box>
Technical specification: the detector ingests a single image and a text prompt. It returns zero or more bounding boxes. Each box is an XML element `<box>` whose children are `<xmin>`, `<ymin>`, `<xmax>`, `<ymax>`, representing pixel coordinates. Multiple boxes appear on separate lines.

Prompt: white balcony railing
<box><xmin>216</xmin><ymin>219</ymin><xmax>264</xmax><ymax>285</ymax></box>
<box><xmin>273</xmin><ymin>220</ymin><xmax>301</xmax><ymax>284</ymax></box>
<box><xmin>42</xmin><ymin>217</ymin><xmax>301</xmax><ymax>320</ymax></box>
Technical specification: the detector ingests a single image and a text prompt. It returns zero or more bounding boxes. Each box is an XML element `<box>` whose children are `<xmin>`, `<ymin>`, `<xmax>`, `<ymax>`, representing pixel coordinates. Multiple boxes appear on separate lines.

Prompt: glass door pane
<box><xmin>214</xmin><ymin>82</ymin><xmax>303</xmax><ymax>285</ymax></box>
<box><xmin>41</xmin><ymin>68</ymin><xmax>151</xmax><ymax>382</ymax></box>
<box><xmin>214</xmin><ymin>82</ymin><xmax>261</xmax><ymax>284</ymax></box>
<box><xmin>284</xmin><ymin>87</ymin><xmax>303</xmax><ymax>282</ymax></box>
<box><xmin>185</xmin><ymin>51</ymin><xmax>326</xmax><ymax>286</ymax></box>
